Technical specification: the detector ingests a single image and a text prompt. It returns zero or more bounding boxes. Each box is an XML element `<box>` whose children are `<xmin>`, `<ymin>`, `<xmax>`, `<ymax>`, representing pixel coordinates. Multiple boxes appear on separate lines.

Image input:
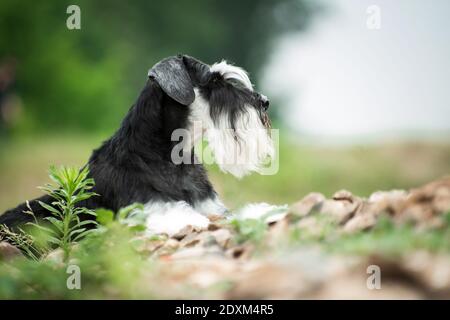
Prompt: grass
<box><xmin>0</xmin><ymin>224</ymin><xmax>44</xmax><ymax>261</ymax></box>
<box><xmin>329</xmin><ymin>214</ymin><xmax>450</xmax><ymax>256</ymax></box>
<box><xmin>0</xmin><ymin>157</ymin><xmax>449</xmax><ymax>298</ymax></box>
<box><xmin>1</xmin><ymin>134</ymin><xmax>450</xmax><ymax>212</ymax></box>
<box><xmin>230</xmin><ymin>217</ymin><xmax>268</xmax><ymax>245</ymax></box>
<box><xmin>286</xmin><ymin>212</ymin><xmax>450</xmax><ymax>256</ymax></box>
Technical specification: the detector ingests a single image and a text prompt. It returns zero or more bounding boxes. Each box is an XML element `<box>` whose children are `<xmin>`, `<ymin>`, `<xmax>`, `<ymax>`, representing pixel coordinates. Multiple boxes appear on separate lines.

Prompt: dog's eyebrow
<box><xmin>210</xmin><ymin>60</ymin><xmax>253</xmax><ymax>91</ymax></box>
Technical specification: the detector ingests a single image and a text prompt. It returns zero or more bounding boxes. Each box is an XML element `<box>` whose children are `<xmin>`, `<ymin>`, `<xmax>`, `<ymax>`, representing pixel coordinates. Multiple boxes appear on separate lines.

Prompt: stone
<box><xmin>332</xmin><ymin>189</ymin><xmax>355</xmax><ymax>202</ymax></box>
<box><xmin>343</xmin><ymin>212</ymin><xmax>378</xmax><ymax>233</ymax></box>
<box><xmin>318</xmin><ymin>199</ymin><xmax>359</xmax><ymax>224</ymax></box>
<box><xmin>156</xmin><ymin>238</ymin><xmax>180</xmax><ymax>256</ymax></box>
<box><xmin>289</xmin><ymin>192</ymin><xmax>326</xmax><ymax>217</ymax></box>
<box><xmin>210</xmin><ymin>229</ymin><xmax>232</xmax><ymax>249</ymax></box>
<box><xmin>0</xmin><ymin>241</ymin><xmax>23</xmax><ymax>261</ymax></box>
<box><xmin>172</xmin><ymin>225</ymin><xmax>194</xmax><ymax>241</ymax></box>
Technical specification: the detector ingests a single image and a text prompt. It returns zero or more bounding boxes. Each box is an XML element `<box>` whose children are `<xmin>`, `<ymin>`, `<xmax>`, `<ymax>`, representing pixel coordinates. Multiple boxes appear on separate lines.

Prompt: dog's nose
<box><xmin>261</xmin><ymin>95</ymin><xmax>270</xmax><ymax>111</ymax></box>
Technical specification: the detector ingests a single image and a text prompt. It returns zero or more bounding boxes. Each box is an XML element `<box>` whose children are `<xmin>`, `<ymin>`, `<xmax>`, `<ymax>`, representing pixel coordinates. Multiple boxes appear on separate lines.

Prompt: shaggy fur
<box><xmin>0</xmin><ymin>55</ymin><xmax>271</xmax><ymax>230</ymax></box>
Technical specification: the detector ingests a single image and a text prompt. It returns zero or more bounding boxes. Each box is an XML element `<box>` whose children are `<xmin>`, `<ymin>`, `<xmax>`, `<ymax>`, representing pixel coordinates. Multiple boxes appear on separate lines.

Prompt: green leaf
<box><xmin>72</xmin><ymin>207</ymin><xmax>97</xmax><ymax>218</ymax></box>
<box><xmin>73</xmin><ymin>229</ymin><xmax>96</xmax><ymax>242</ymax></box>
<box><xmin>72</xmin><ymin>192</ymin><xmax>98</xmax><ymax>203</ymax></box>
<box><xmin>72</xmin><ymin>220</ymin><xmax>98</xmax><ymax>229</ymax></box>
<box><xmin>29</xmin><ymin>223</ymin><xmax>57</xmax><ymax>235</ymax></box>
<box><xmin>43</xmin><ymin>217</ymin><xmax>64</xmax><ymax>233</ymax></box>
<box><xmin>46</xmin><ymin>236</ymin><xmax>62</xmax><ymax>246</ymax></box>
<box><xmin>38</xmin><ymin>201</ymin><xmax>61</xmax><ymax>216</ymax></box>
<box><xmin>128</xmin><ymin>224</ymin><xmax>147</xmax><ymax>232</ymax></box>
<box><xmin>69</xmin><ymin>228</ymin><xmax>86</xmax><ymax>238</ymax></box>
<box><xmin>96</xmin><ymin>209</ymin><xmax>115</xmax><ymax>226</ymax></box>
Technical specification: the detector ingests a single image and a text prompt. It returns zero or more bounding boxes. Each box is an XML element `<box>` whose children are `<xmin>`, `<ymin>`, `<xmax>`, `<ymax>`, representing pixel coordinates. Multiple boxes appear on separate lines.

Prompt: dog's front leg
<box><xmin>143</xmin><ymin>199</ymin><xmax>227</xmax><ymax>236</ymax></box>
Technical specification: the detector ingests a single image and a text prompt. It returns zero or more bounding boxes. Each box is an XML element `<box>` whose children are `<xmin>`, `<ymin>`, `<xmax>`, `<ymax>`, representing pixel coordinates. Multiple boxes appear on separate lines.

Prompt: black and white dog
<box><xmin>0</xmin><ymin>55</ymin><xmax>273</xmax><ymax>235</ymax></box>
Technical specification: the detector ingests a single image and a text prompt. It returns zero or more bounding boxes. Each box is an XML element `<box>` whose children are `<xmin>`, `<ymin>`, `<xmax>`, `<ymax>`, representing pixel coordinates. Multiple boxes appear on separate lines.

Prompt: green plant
<box><xmin>328</xmin><ymin>214</ymin><xmax>450</xmax><ymax>256</ymax></box>
<box><xmin>96</xmin><ymin>203</ymin><xmax>146</xmax><ymax>232</ymax></box>
<box><xmin>229</xmin><ymin>207</ymin><xmax>288</xmax><ymax>245</ymax></box>
<box><xmin>230</xmin><ymin>218</ymin><xmax>267</xmax><ymax>245</ymax></box>
<box><xmin>28</xmin><ymin>165</ymin><xmax>98</xmax><ymax>262</ymax></box>
<box><xmin>0</xmin><ymin>224</ymin><xmax>46</xmax><ymax>261</ymax></box>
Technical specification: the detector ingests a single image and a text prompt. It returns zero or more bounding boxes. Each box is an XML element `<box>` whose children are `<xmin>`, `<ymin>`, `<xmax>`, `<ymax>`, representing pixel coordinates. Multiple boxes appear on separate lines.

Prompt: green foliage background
<box><xmin>0</xmin><ymin>0</ymin><xmax>319</xmax><ymax>134</ymax></box>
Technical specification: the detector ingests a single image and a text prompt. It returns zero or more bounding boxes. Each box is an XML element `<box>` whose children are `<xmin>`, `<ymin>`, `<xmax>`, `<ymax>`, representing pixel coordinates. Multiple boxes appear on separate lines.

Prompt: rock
<box><xmin>432</xmin><ymin>183</ymin><xmax>450</xmax><ymax>213</ymax></box>
<box><xmin>44</xmin><ymin>248</ymin><xmax>65</xmax><ymax>263</ymax></box>
<box><xmin>207</xmin><ymin>223</ymin><xmax>222</xmax><ymax>231</ymax></box>
<box><xmin>226</xmin><ymin>245</ymin><xmax>254</xmax><ymax>260</ymax></box>
<box><xmin>341</xmin><ymin>189</ymin><xmax>412</xmax><ymax>231</ymax></box>
<box><xmin>207</xmin><ymin>213</ymin><xmax>225</xmax><ymax>222</ymax></box>
<box><xmin>312</xmin><ymin>268</ymin><xmax>423</xmax><ymax>299</ymax></box>
<box><xmin>0</xmin><ymin>241</ymin><xmax>23</xmax><ymax>261</ymax></box>
<box><xmin>407</xmin><ymin>176</ymin><xmax>450</xmax><ymax>208</ymax></box>
<box><xmin>266</xmin><ymin>217</ymin><xmax>290</xmax><ymax>246</ymax></box>
<box><xmin>226</xmin><ymin>251</ymin><xmax>329</xmax><ymax>299</ymax></box>
<box><xmin>178</xmin><ymin>228</ymin><xmax>232</xmax><ymax>250</ymax></box>
<box><xmin>343</xmin><ymin>211</ymin><xmax>378</xmax><ymax>233</ymax></box>
<box><xmin>399</xmin><ymin>177</ymin><xmax>450</xmax><ymax>227</ymax></box>
<box><xmin>400</xmin><ymin>205</ymin><xmax>434</xmax><ymax>225</ymax></box>
<box><xmin>368</xmin><ymin>190</ymin><xmax>408</xmax><ymax>217</ymax></box>
<box><xmin>226</xmin><ymin>262</ymin><xmax>317</xmax><ymax>299</ymax></box>
<box><xmin>318</xmin><ymin>198</ymin><xmax>360</xmax><ymax>224</ymax></box>
<box><xmin>172</xmin><ymin>225</ymin><xmax>194</xmax><ymax>241</ymax></box>
<box><xmin>369</xmin><ymin>189</ymin><xmax>408</xmax><ymax>204</ymax></box>
<box><xmin>132</xmin><ymin>234</ymin><xmax>169</xmax><ymax>253</ymax></box>
<box><xmin>155</xmin><ymin>239</ymin><xmax>180</xmax><ymax>256</ymax></box>
<box><xmin>139</xmin><ymin>239</ymin><xmax>166</xmax><ymax>253</ymax></box>
<box><xmin>170</xmin><ymin>245</ymin><xmax>224</xmax><ymax>260</ymax></box>
<box><xmin>44</xmin><ymin>245</ymin><xmax>79</xmax><ymax>264</ymax></box>
<box><xmin>402</xmin><ymin>251</ymin><xmax>450</xmax><ymax>295</ymax></box>
<box><xmin>210</xmin><ymin>229</ymin><xmax>232</xmax><ymax>249</ymax></box>
<box><xmin>289</xmin><ymin>192</ymin><xmax>325</xmax><ymax>217</ymax></box>
<box><xmin>266</xmin><ymin>211</ymin><xmax>289</xmax><ymax>224</ymax></box>
<box><xmin>332</xmin><ymin>189</ymin><xmax>355</xmax><ymax>202</ymax></box>
<box><xmin>343</xmin><ymin>201</ymin><xmax>381</xmax><ymax>233</ymax></box>
<box><xmin>296</xmin><ymin>216</ymin><xmax>325</xmax><ymax>237</ymax></box>
<box><xmin>180</xmin><ymin>232</ymin><xmax>215</xmax><ymax>248</ymax></box>
<box><xmin>149</xmin><ymin>257</ymin><xmax>238</xmax><ymax>298</ymax></box>
<box><xmin>179</xmin><ymin>232</ymin><xmax>202</xmax><ymax>248</ymax></box>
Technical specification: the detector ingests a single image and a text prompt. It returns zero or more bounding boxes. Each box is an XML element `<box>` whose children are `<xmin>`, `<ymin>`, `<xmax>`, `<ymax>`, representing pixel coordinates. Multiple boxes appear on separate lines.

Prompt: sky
<box><xmin>263</xmin><ymin>0</ymin><xmax>450</xmax><ymax>142</ymax></box>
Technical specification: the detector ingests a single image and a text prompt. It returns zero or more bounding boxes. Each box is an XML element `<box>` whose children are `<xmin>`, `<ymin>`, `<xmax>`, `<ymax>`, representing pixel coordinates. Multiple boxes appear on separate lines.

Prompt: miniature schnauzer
<box><xmin>0</xmin><ymin>55</ymin><xmax>274</xmax><ymax>235</ymax></box>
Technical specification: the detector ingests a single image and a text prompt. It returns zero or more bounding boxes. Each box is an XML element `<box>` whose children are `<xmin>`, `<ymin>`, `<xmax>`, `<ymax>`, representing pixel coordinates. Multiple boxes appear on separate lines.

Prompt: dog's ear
<box><xmin>181</xmin><ymin>55</ymin><xmax>211</xmax><ymax>86</ymax></box>
<box><xmin>148</xmin><ymin>55</ymin><xmax>195</xmax><ymax>105</ymax></box>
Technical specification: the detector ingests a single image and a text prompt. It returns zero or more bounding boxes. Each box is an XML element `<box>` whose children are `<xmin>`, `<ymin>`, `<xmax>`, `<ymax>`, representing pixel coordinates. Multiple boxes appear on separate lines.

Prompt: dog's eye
<box><xmin>227</xmin><ymin>78</ymin><xmax>247</xmax><ymax>90</ymax></box>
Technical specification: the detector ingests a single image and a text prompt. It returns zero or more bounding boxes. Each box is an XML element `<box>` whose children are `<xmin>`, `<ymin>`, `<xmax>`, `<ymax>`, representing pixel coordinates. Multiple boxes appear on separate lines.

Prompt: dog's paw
<box><xmin>144</xmin><ymin>201</ymin><xmax>209</xmax><ymax>236</ymax></box>
<box><xmin>194</xmin><ymin>196</ymin><xmax>228</xmax><ymax>216</ymax></box>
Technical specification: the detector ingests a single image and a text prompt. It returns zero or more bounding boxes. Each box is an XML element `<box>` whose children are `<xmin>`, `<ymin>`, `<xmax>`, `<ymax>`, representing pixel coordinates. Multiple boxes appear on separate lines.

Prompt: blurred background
<box><xmin>0</xmin><ymin>0</ymin><xmax>449</xmax><ymax>213</ymax></box>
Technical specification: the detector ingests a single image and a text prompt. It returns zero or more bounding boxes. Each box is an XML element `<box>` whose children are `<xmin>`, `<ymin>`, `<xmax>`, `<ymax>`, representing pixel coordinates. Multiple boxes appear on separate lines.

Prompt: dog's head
<box><xmin>148</xmin><ymin>54</ymin><xmax>274</xmax><ymax>178</ymax></box>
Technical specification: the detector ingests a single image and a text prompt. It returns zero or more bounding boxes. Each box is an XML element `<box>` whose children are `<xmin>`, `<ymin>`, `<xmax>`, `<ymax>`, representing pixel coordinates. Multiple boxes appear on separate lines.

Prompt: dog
<box><xmin>0</xmin><ymin>55</ymin><xmax>274</xmax><ymax>235</ymax></box>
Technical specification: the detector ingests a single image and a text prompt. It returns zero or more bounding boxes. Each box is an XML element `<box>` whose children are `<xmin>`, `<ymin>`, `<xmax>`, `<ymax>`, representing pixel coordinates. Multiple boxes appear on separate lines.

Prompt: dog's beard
<box><xmin>205</xmin><ymin>106</ymin><xmax>274</xmax><ymax>178</ymax></box>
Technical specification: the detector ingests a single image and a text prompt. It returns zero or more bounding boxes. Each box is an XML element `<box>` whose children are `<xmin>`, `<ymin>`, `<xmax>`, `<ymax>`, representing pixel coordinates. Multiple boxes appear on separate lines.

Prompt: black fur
<box><xmin>0</xmin><ymin>55</ymin><xmax>269</xmax><ymax>229</ymax></box>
